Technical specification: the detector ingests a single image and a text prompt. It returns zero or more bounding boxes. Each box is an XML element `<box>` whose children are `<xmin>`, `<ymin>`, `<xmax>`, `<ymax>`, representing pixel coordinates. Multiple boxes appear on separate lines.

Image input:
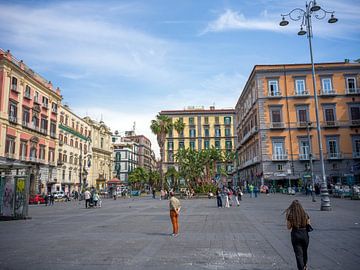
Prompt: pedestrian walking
<box><xmin>50</xmin><ymin>193</ymin><xmax>55</xmax><ymax>205</ymax></box>
<box><xmin>254</xmin><ymin>186</ymin><xmax>259</xmax><ymax>198</ymax></box>
<box><xmin>238</xmin><ymin>188</ymin><xmax>243</xmax><ymax>201</ymax></box>
<box><xmin>216</xmin><ymin>188</ymin><xmax>222</xmax><ymax>208</ymax></box>
<box><xmin>234</xmin><ymin>189</ymin><xmax>240</xmax><ymax>206</ymax></box>
<box><xmin>249</xmin><ymin>184</ymin><xmax>254</xmax><ymax>198</ymax></box>
<box><xmin>169</xmin><ymin>191</ymin><xmax>181</xmax><ymax>237</ymax></box>
<box><xmin>84</xmin><ymin>189</ymin><xmax>91</xmax><ymax>208</ymax></box>
<box><xmin>224</xmin><ymin>190</ymin><xmax>230</xmax><ymax>208</ymax></box>
<box><xmin>93</xmin><ymin>192</ymin><xmax>99</xmax><ymax>207</ymax></box>
<box><xmin>285</xmin><ymin>200</ymin><xmax>311</xmax><ymax>270</ymax></box>
<box><xmin>152</xmin><ymin>188</ymin><xmax>156</xmax><ymax>199</ymax></box>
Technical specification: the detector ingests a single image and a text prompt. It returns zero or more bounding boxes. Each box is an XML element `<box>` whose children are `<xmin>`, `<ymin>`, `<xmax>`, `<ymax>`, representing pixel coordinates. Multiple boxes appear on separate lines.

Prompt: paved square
<box><xmin>0</xmin><ymin>194</ymin><xmax>359</xmax><ymax>270</ymax></box>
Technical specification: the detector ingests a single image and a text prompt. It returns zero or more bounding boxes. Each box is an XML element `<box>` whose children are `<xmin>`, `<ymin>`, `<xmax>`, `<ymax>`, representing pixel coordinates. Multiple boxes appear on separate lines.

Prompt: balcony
<box><xmin>327</xmin><ymin>152</ymin><xmax>342</xmax><ymax>160</ymax></box>
<box><xmin>29</xmin><ymin>156</ymin><xmax>38</xmax><ymax>163</ymax></box>
<box><xmin>320</xmin><ymin>89</ymin><xmax>336</xmax><ymax>96</ymax></box>
<box><xmin>268</xmin><ymin>91</ymin><xmax>282</xmax><ymax>98</ymax></box>
<box><xmin>5</xmin><ymin>153</ymin><xmax>16</xmax><ymax>159</ymax></box>
<box><xmin>350</xmin><ymin>120</ymin><xmax>360</xmax><ymax>127</ymax></box>
<box><xmin>51</xmin><ymin>108</ymin><xmax>58</xmax><ymax>114</ymax></box>
<box><xmin>29</xmin><ymin>123</ymin><xmax>40</xmax><ymax>132</ymax></box>
<box><xmin>270</xmin><ymin>122</ymin><xmax>285</xmax><ymax>129</ymax></box>
<box><xmin>33</xmin><ymin>97</ymin><xmax>40</xmax><ymax>105</ymax></box>
<box><xmin>50</xmin><ymin>132</ymin><xmax>57</xmax><ymax>138</ymax></box>
<box><xmin>49</xmin><ymin>161</ymin><xmax>56</xmax><ymax>167</ymax></box>
<box><xmin>9</xmin><ymin>115</ymin><xmax>17</xmax><ymax>124</ymax></box>
<box><xmin>297</xmin><ymin>122</ymin><xmax>309</xmax><ymax>129</ymax></box>
<box><xmin>57</xmin><ymin>160</ymin><xmax>64</xmax><ymax>166</ymax></box>
<box><xmin>272</xmin><ymin>153</ymin><xmax>288</xmax><ymax>161</ymax></box>
<box><xmin>40</xmin><ymin>128</ymin><xmax>48</xmax><ymax>135</ymax></box>
<box><xmin>353</xmin><ymin>152</ymin><xmax>360</xmax><ymax>159</ymax></box>
<box><xmin>19</xmin><ymin>155</ymin><xmax>28</xmax><ymax>161</ymax></box>
<box><xmin>294</xmin><ymin>90</ymin><xmax>310</xmax><ymax>97</ymax></box>
<box><xmin>299</xmin><ymin>154</ymin><xmax>310</xmax><ymax>160</ymax></box>
<box><xmin>321</xmin><ymin>120</ymin><xmax>339</xmax><ymax>128</ymax></box>
<box><xmin>24</xmin><ymin>93</ymin><xmax>31</xmax><ymax>99</ymax></box>
<box><xmin>42</xmin><ymin>103</ymin><xmax>49</xmax><ymax>109</ymax></box>
<box><xmin>345</xmin><ymin>88</ymin><xmax>360</xmax><ymax>95</ymax></box>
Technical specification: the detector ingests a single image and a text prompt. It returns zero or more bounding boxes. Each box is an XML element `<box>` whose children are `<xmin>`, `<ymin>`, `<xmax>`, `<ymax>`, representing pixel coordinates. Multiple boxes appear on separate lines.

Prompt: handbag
<box><xmin>306</xmin><ymin>224</ymin><xmax>313</xmax><ymax>232</ymax></box>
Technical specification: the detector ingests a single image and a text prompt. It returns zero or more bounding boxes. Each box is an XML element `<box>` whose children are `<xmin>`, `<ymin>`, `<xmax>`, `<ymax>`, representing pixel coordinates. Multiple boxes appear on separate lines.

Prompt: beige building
<box><xmin>56</xmin><ymin>105</ymin><xmax>91</xmax><ymax>193</ymax></box>
<box><xmin>84</xmin><ymin>117</ymin><xmax>112</xmax><ymax>190</ymax></box>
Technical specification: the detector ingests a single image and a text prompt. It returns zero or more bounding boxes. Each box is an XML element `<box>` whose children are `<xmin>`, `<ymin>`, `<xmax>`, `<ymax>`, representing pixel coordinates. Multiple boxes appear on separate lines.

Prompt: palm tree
<box><xmin>165</xmin><ymin>166</ymin><xmax>179</xmax><ymax>191</ymax></box>
<box><xmin>150</xmin><ymin>114</ymin><xmax>173</xmax><ymax>190</ymax></box>
<box><xmin>173</xmin><ymin>118</ymin><xmax>185</xmax><ymax>137</ymax></box>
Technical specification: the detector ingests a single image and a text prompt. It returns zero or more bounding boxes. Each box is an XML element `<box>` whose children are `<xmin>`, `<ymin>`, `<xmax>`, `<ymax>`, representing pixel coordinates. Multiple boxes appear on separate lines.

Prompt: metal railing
<box><xmin>9</xmin><ymin>115</ymin><xmax>17</xmax><ymax>123</ymax></box>
<box><xmin>272</xmin><ymin>153</ymin><xmax>288</xmax><ymax>161</ymax></box>
<box><xmin>320</xmin><ymin>89</ymin><xmax>336</xmax><ymax>95</ymax></box>
<box><xmin>294</xmin><ymin>89</ymin><xmax>310</xmax><ymax>96</ymax></box>
<box><xmin>327</xmin><ymin>152</ymin><xmax>342</xmax><ymax>159</ymax></box>
<box><xmin>353</xmin><ymin>152</ymin><xmax>360</xmax><ymax>158</ymax></box>
<box><xmin>345</xmin><ymin>88</ymin><xmax>360</xmax><ymax>94</ymax></box>
<box><xmin>268</xmin><ymin>91</ymin><xmax>282</xmax><ymax>97</ymax></box>
<box><xmin>270</xmin><ymin>122</ymin><xmax>285</xmax><ymax>128</ymax></box>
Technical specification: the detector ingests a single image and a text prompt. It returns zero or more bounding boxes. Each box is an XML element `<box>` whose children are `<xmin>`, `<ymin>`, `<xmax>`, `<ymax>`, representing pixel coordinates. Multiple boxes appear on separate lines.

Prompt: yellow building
<box><xmin>160</xmin><ymin>106</ymin><xmax>236</xmax><ymax>180</ymax></box>
<box><xmin>56</xmin><ymin>104</ymin><xmax>91</xmax><ymax>193</ymax></box>
<box><xmin>234</xmin><ymin>62</ymin><xmax>360</xmax><ymax>188</ymax></box>
<box><xmin>83</xmin><ymin>117</ymin><xmax>112</xmax><ymax>190</ymax></box>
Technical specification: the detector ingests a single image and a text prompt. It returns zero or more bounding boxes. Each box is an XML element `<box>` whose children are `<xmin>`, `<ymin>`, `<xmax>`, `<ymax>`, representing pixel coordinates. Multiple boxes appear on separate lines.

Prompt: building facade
<box><xmin>234</xmin><ymin>62</ymin><xmax>360</xmax><ymax>188</ymax></box>
<box><xmin>84</xmin><ymin>117</ymin><xmax>112</xmax><ymax>190</ymax></box>
<box><xmin>112</xmin><ymin>133</ymin><xmax>139</xmax><ymax>183</ymax></box>
<box><xmin>125</xmin><ymin>134</ymin><xmax>153</xmax><ymax>171</ymax></box>
<box><xmin>160</xmin><ymin>106</ymin><xmax>236</xmax><ymax>180</ymax></box>
<box><xmin>56</xmin><ymin>105</ymin><xmax>92</xmax><ymax>193</ymax></box>
<box><xmin>0</xmin><ymin>49</ymin><xmax>62</xmax><ymax>195</ymax></box>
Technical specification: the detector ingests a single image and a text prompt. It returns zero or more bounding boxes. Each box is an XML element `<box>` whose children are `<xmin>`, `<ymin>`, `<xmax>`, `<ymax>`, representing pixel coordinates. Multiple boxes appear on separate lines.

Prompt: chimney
<box><xmin>56</xmin><ymin>87</ymin><xmax>61</xmax><ymax>95</ymax></box>
<box><xmin>210</xmin><ymin>106</ymin><xmax>215</xmax><ymax>110</ymax></box>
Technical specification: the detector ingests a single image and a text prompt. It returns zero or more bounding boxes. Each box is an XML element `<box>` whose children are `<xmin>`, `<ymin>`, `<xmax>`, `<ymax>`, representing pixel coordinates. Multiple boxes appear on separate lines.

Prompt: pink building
<box><xmin>0</xmin><ymin>49</ymin><xmax>62</xmax><ymax>195</ymax></box>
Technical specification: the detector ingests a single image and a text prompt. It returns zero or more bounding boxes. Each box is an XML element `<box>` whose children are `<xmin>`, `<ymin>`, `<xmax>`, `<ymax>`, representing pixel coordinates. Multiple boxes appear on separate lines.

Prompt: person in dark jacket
<box><xmin>216</xmin><ymin>188</ymin><xmax>222</xmax><ymax>208</ymax></box>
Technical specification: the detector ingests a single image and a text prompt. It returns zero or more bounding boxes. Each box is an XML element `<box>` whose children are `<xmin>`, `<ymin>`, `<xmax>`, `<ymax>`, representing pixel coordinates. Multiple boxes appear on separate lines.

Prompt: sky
<box><xmin>0</xmin><ymin>0</ymin><xmax>359</xmax><ymax>157</ymax></box>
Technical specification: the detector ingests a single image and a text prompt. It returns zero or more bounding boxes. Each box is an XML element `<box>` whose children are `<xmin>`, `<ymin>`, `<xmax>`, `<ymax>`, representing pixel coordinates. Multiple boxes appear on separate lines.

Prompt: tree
<box><xmin>128</xmin><ymin>167</ymin><xmax>149</xmax><ymax>190</ymax></box>
<box><xmin>149</xmin><ymin>170</ymin><xmax>160</xmax><ymax>189</ymax></box>
<box><xmin>150</xmin><ymin>114</ymin><xmax>173</xmax><ymax>190</ymax></box>
<box><xmin>165</xmin><ymin>166</ymin><xmax>180</xmax><ymax>191</ymax></box>
<box><xmin>173</xmin><ymin>118</ymin><xmax>185</xmax><ymax>136</ymax></box>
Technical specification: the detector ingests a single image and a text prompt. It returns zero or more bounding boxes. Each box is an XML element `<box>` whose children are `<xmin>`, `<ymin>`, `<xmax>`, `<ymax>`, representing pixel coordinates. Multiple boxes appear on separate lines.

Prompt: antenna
<box><xmin>133</xmin><ymin>122</ymin><xmax>136</xmax><ymax>133</ymax></box>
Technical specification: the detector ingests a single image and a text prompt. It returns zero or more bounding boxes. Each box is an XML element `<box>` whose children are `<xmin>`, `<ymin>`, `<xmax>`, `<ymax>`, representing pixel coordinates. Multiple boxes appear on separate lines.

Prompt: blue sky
<box><xmin>0</xmin><ymin>0</ymin><xmax>359</xmax><ymax>156</ymax></box>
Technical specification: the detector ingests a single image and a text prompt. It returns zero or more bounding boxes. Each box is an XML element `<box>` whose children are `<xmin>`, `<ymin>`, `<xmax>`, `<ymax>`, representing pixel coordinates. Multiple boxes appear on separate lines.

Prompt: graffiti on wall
<box><xmin>15</xmin><ymin>178</ymin><xmax>26</xmax><ymax>216</ymax></box>
<box><xmin>1</xmin><ymin>177</ymin><xmax>14</xmax><ymax>216</ymax></box>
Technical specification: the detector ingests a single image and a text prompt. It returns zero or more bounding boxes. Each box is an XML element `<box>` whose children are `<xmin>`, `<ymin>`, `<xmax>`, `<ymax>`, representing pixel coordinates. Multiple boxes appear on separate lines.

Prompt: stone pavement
<box><xmin>0</xmin><ymin>193</ymin><xmax>359</xmax><ymax>270</ymax></box>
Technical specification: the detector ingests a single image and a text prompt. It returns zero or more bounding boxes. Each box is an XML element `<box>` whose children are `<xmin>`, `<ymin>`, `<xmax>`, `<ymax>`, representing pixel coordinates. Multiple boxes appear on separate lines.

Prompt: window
<box><xmin>327</xmin><ymin>137</ymin><xmax>339</xmax><ymax>158</ymax></box>
<box><xmin>32</xmin><ymin>114</ymin><xmax>39</xmax><ymax>129</ymax></box>
<box><xmin>215</xmin><ymin>117</ymin><xmax>219</xmax><ymax>124</ymax></box>
<box><xmin>323</xmin><ymin>105</ymin><xmax>336</xmax><ymax>125</ymax></box>
<box><xmin>69</xmin><ymin>170</ymin><xmax>72</xmax><ymax>182</ymax></box>
<box><xmin>168</xmin><ymin>129</ymin><xmax>173</xmax><ymax>138</ymax></box>
<box><xmin>39</xmin><ymin>145</ymin><xmax>46</xmax><ymax>160</ymax></box>
<box><xmin>5</xmin><ymin>136</ymin><xmax>15</xmax><ymax>155</ymax></box>
<box><xmin>225</xmin><ymin>140</ymin><xmax>232</xmax><ymax>150</ymax></box>
<box><xmin>70</xmin><ymin>155</ymin><xmax>73</xmax><ymax>164</ymax></box>
<box><xmin>34</xmin><ymin>91</ymin><xmax>39</xmax><ymax>103</ymax></box>
<box><xmin>204</xmin><ymin>140</ymin><xmax>210</xmax><ymax>149</ymax></box>
<box><xmin>190</xmin><ymin>141</ymin><xmax>195</xmax><ymax>150</ymax></box>
<box><xmin>11</xmin><ymin>77</ymin><xmax>18</xmax><ymax>91</ymax></box>
<box><xmin>272</xmin><ymin>140</ymin><xmax>285</xmax><ymax>159</ymax></box>
<box><xmin>189</xmin><ymin>129</ymin><xmax>196</xmax><ymax>138</ymax></box>
<box><xmin>167</xmin><ymin>152</ymin><xmax>174</xmax><ymax>162</ymax></box>
<box><xmin>295</xmin><ymin>79</ymin><xmax>306</xmax><ymax>95</ymax></box>
<box><xmin>24</xmin><ymin>85</ymin><xmax>31</xmax><ymax>98</ymax></box>
<box><xmin>321</xmin><ymin>78</ymin><xmax>333</xmax><ymax>93</ymax></box>
<box><xmin>189</xmin><ymin>117</ymin><xmax>194</xmax><ymax>125</ymax></box>
<box><xmin>204</xmin><ymin>117</ymin><xmax>209</xmax><ymax>124</ymax></box>
<box><xmin>296</xmin><ymin>106</ymin><xmax>309</xmax><ymax>125</ymax></box>
<box><xmin>48</xmin><ymin>148</ymin><xmax>55</xmax><ymax>162</ymax></box>
<box><xmin>30</xmin><ymin>146</ymin><xmax>37</xmax><ymax>159</ymax></box>
<box><xmin>64</xmin><ymin>136</ymin><xmax>68</xmax><ymax>144</ymax></box>
<box><xmin>50</xmin><ymin>121</ymin><xmax>56</xmax><ymax>137</ymax></box>
<box><xmin>268</xmin><ymin>80</ymin><xmax>280</xmax><ymax>96</ymax></box>
<box><xmin>101</xmin><ymin>138</ymin><xmax>104</xmax><ymax>148</ymax></box>
<box><xmin>168</xmin><ymin>141</ymin><xmax>173</xmax><ymax>150</ymax></box>
<box><xmin>20</xmin><ymin>141</ymin><xmax>27</xmax><ymax>159</ymax></box>
<box><xmin>349</xmin><ymin>104</ymin><xmax>360</xmax><ymax>125</ymax></box>
<box><xmin>62</xmin><ymin>169</ymin><xmax>66</xmax><ymax>180</ymax></box>
<box><xmin>204</xmin><ymin>128</ymin><xmax>209</xmax><ymax>137</ymax></box>
<box><xmin>42</xmin><ymin>96</ymin><xmax>49</xmax><ymax>108</ymax></box>
<box><xmin>346</xmin><ymin>77</ymin><xmax>357</xmax><ymax>93</ymax></box>
<box><xmin>70</xmin><ymin>139</ymin><xmax>73</xmax><ymax>147</ymax></box>
<box><xmin>352</xmin><ymin>136</ymin><xmax>360</xmax><ymax>157</ymax></box>
<box><xmin>225</xmin><ymin>128</ymin><xmax>231</xmax><ymax>137</ymax></box>
<box><xmin>224</xmin><ymin>117</ymin><xmax>231</xmax><ymax>125</ymax></box>
<box><xmin>9</xmin><ymin>101</ymin><xmax>17</xmax><ymax>123</ymax></box>
<box><xmin>215</xmin><ymin>140</ymin><xmax>220</xmax><ymax>149</ymax></box>
<box><xmin>75</xmin><ymin>140</ymin><xmax>78</xmax><ymax>148</ymax></box>
<box><xmin>299</xmin><ymin>138</ymin><xmax>310</xmax><ymax>159</ymax></box>
<box><xmin>41</xmin><ymin>117</ymin><xmax>48</xmax><ymax>133</ymax></box>
<box><xmin>270</xmin><ymin>107</ymin><xmax>283</xmax><ymax>127</ymax></box>
<box><xmin>51</xmin><ymin>103</ymin><xmax>58</xmax><ymax>113</ymax></box>
<box><xmin>22</xmin><ymin>107</ymin><xmax>30</xmax><ymax>126</ymax></box>
<box><xmin>215</xmin><ymin>127</ymin><xmax>221</xmax><ymax>137</ymax></box>
<box><xmin>72</xmin><ymin>120</ymin><xmax>75</xmax><ymax>129</ymax></box>
<box><xmin>179</xmin><ymin>141</ymin><xmax>184</xmax><ymax>149</ymax></box>
<box><xmin>277</xmin><ymin>164</ymin><xmax>284</xmax><ymax>171</ymax></box>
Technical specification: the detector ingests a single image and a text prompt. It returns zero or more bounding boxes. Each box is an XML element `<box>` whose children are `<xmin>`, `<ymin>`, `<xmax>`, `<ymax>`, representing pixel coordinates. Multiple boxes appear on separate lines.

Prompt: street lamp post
<box><xmin>307</xmin><ymin>122</ymin><xmax>316</xmax><ymax>202</ymax></box>
<box><xmin>280</xmin><ymin>1</ymin><xmax>337</xmax><ymax>211</ymax></box>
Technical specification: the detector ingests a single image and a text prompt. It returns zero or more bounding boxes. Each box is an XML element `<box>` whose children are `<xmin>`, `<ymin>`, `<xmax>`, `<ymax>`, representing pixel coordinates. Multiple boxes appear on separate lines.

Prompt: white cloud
<box><xmin>202</xmin><ymin>9</ymin><xmax>279</xmax><ymax>34</ymax></box>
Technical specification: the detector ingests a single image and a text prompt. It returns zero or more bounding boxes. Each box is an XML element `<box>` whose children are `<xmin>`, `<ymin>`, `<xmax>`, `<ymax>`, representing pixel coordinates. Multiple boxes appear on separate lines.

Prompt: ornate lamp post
<box><xmin>280</xmin><ymin>1</ymin><xmax>337</xmax><ymax>211</ymax></box>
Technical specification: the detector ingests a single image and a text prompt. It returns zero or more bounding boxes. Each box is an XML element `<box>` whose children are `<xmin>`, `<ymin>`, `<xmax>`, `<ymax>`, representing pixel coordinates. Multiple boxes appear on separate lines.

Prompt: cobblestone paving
<box><xmin>0</xmin><ymin>194</ymin><xmax>359</xmax><ymax>270</ymax></box>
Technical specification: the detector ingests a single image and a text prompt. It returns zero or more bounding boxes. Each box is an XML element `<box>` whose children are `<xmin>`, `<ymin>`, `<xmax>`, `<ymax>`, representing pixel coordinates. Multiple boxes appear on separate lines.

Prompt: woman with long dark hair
<box><xmin>285</xmin><ymin>200</ymin><xmax>311</xmax><ymax>270</ymax></box>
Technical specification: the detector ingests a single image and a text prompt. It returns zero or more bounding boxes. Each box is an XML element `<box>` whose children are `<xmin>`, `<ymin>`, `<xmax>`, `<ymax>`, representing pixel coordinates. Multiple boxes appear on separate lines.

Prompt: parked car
<box><xmin>29</xmin><ymin>194</ymin><xmax>45</xmax><ymax>204</ymax></box>
<box><xmin>53</xmin><ymin>191</ymin><xmax>65</xmax><ymax>199</ymax></box>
